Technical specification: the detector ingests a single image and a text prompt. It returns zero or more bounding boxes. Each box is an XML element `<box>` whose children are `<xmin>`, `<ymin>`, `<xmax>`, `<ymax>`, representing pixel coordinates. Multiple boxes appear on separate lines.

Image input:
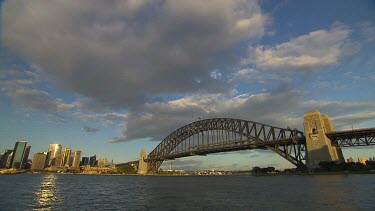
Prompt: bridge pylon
<box><xmin>137</xmin><ymin>149</ymin><xmax>148</xmax><ymax>174</ymax></box>
<box><xmin>304</xmin><ymin>110</ymin><xmax>345</xmax><ymax>169</ymax></box>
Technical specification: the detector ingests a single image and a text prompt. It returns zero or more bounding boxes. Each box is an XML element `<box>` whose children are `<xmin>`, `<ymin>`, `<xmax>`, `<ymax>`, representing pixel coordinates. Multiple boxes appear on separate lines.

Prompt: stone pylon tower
<box><xmin>137</xmin><ymin>149</ymin><xmax>147</xmax><ymax>175</ymax></box>
<box><xmin>304</xmin><ymin>110</ymin><xmax>345</xmax><ymax>169</ymax></box>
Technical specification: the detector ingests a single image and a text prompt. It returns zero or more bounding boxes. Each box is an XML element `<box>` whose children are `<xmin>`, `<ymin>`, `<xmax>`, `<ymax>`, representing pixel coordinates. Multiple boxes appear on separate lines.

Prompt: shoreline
<box><xmin>1</xmin><ymin>170</ymin><xmax>375</xmax><ymax>176</ymax></box>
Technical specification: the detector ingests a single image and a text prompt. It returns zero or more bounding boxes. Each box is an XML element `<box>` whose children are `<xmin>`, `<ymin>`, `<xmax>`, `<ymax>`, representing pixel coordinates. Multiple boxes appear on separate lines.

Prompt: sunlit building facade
<box><xmin>47</xmin><ymin>144</ymin><xmax>62</xmax><ymax>166</ymax></box>
<box><xmin>72</xmin><ymin>150</ymin><xmax>81</xmax><ymax>168</ymax></box>
<box><xmin>63</xmin><ymin>148</ymin><xmax>71</xmax><ymax>167</ymax></box>
<box><xmin>31</xmin><ymin>152</ymin><xmax>48</xmax><ymax>170</ymax></box>
<box><xmin>98</xmin><ymin>157</ymin><xmax>108</xmax><ymax>167</ymax></box>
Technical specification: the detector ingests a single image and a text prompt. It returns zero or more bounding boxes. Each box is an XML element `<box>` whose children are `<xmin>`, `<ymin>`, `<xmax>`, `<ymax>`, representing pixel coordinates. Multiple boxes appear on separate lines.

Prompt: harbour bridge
<box><xmin>118</xmin><ymin>110</ymin><xmax>375</xmax><ymax>173</ymax></box>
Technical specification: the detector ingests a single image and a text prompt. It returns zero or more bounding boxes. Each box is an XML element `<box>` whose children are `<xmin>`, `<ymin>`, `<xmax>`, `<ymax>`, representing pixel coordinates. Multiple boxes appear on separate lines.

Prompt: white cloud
<box><xmin>76</xmin><ymin>112</ymin><xmax>128</xmax><ymax>125</ymax></box>
<box><xmin>332</xmin><ymin>111</ymin><xmax>375</xmax><ymax>129</ymax></box>
<box><xmin>243</xmin><ymin>24</ymin><xmax>353</xmax><ymax>70</ymax></box>
<box><xmin>111</xmin><ymin>91</ymin><xmax>375</xmax><ymax>142</ymax></box>
<box><xmin>0</xmin><ymin>69</ymin><xmax>76</xmax><ymax>117</ymax></box>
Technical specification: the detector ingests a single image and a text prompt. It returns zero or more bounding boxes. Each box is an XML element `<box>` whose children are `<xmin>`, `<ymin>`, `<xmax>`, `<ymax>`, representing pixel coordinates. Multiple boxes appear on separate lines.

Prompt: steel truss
<box><xmin>326</xmin><ymin>128</ymin><xmax>375</xmax><ymax>147</ymax></box>
<box><xmin>147</xmin><ymin>118</ymin><xmax>306</xmax><ymax>173</ymax></box>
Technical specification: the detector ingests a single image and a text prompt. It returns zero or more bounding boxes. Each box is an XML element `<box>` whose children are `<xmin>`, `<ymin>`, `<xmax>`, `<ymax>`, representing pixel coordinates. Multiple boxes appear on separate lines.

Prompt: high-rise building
<box><xmin>10</xmin><ymin>141</ymin><xmax>27</xmax><ymax>169</ymax></box>
<box><xmin>5</xmin><ymin>151</ymin><xmax>14</xmax><ymax>168</ymax></box>
<box><xmin>81</xmin><ymin>157</ymin><xmax>89</xmax><ymax>166</ymax></box>
<box><xmin>31</xmin><ymin>152</ymin><xmax>48</xmax><ymax>170</ymax></box>
<box><xmin>89</xmin><ymin>155</ymin><xmax>97</xmax><ymax>167</ymax></box>
<box><xmin>47</xmin><ymin>144</ymin><xmax>62</xmax><ymax>166</ymax></box>
<box><xmin>63</xmin><ymin>148</ymin><xmax>71</xmax><ymax>167</ymax></box>
<box><xmin>69</xmin><ymin>155</ymin><xmax>73</xmax><ymax>166</ymax></box>
<box><xmin>44</xmin><ymin>151</ymin><xmax>51</xmax><ymax>168</ymax></box>
<box><xmin>72</xmin><ymin>150</ymin><xmax>81</xmax><ymax>168</ymax></box>
<box><xmin>0</xmin><ymin>150</ymin><xmax>13</xmax><ymax>168</ymax></box>
<box><xmin>22</xmin><ymin>145</ymin><xmax>31</xmax><ymax>168</ymax></box>
<box><xmin>54</xmin><ymin>154</ymin><xmax>64</xmax><ymax>167</ymax></box>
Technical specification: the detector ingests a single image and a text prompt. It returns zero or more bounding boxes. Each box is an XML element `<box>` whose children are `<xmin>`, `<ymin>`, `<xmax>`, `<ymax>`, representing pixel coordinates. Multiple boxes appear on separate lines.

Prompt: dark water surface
<box><xmin>0</xmin><ymin>174</ymin><xmax>374</xmax><ymax>210</ymax></box>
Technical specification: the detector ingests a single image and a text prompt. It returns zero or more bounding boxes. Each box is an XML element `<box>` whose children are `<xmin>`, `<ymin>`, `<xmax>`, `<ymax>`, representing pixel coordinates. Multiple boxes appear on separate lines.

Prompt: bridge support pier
<box><xmin>137</xmin><ymin>149</ymin><xmax>148</xmax><ymax>175</ymax></box>
<box><xmin>304</xmin><ymin>110</ymin><xmax>345</xmax><ymax>169</ymax></box>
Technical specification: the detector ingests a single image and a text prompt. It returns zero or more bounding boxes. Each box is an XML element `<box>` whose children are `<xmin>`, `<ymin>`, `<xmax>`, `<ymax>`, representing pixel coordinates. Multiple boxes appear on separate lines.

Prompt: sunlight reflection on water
<box><xmin>33</xmin><ymin>174</ymin><xmax>63</xmax><ymax>210</ymax></box>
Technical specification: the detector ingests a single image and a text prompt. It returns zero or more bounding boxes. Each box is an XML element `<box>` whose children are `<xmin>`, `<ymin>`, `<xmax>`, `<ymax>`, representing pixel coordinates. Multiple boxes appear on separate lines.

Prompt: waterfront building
<box><xmin>98</xmin><ymin>157</ymin><xmax>108</xmax><ymax>167</ymax></box>
<box><xmin>69</xmin><ymin>155</ymin><xmax>73</xmax><ymax>166</ymax></box>
<box><xmin>55</xmin><ymin>154</ymin><xmax>64</xmax><ymax>167</ymax></box>
<box><xmin>44</xmin><ymin>151</ymin><xmax>51</xmax><ymax>168</ymax></box>
<box><xmin>72</xmin><ymin>150</ymin><xmax>81</xmax><ymax>168</ymax></box>
<box><xmin>47</xmin><ymin>144</ymin><xmax>62</xmax><ymax>166</ymax></box>
<box><xmin>22</xmin><ymin>145</ymin><xmax>31</xmax><ymax>168</ymax></box>
<box><xmin>0</xmin><ymin>150</ymin><xmax>13</xmax><ymax>168</ymax></box>
<box><xmin>10</xmin><ymin>141</ymin><xmax>27</xmax><ymax>169</ymax></box>
<box><xmin>89</xmin><ymin>155</ymin><xmax>97</xmax><ymax>167</ymax></box>
<box><xmin>5</xmin><ymin>151</ymin><xmax>13</xmax><ymax>168</ymax></box>
<box><xmin>81</xmin><ymin>157</ymin><xmax>89</xmax><ymax>166</ymax></box>
<box><xmin>63</xmin><ymin>148</ymin><xmax>71</xmax><ymax>167</ymax></box>
<box><xmin>31</xmin><ymin>152</ymin><xmax>48</xmax><ymax>170</ymax></box>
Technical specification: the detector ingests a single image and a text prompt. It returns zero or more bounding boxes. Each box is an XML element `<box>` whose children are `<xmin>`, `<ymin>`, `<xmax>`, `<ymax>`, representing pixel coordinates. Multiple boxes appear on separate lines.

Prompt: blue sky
<box><xmin>1</xmin><ymin>0</ymin><xmax>374</xmax><ymax>170</ymax></box>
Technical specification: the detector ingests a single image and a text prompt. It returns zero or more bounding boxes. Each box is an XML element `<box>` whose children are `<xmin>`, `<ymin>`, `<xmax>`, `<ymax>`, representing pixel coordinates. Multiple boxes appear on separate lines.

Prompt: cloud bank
<box><xmin>3</xmin><ymin>0</ymin><xmax>267</xmax><ymax>108</ymax></box>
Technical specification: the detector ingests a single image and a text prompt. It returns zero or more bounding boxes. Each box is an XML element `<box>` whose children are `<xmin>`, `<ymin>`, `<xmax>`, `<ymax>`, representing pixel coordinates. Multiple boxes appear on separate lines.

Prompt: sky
<box><xmin>0</xmin><ymin>0</ymin><xmax>374</xmax><ymax>171</ymax></box>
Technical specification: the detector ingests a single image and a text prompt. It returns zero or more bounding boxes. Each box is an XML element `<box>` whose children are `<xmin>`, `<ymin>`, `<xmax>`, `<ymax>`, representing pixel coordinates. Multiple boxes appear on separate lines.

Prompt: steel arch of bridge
<box><xmin>147</xmin><ymin>118</ymin><xmax>306</xmax><ymax>173</ymax></box>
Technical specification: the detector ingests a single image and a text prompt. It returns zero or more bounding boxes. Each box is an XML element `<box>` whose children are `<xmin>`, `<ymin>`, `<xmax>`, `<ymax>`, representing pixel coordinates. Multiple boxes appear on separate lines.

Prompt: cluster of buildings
<box><xmin>0</xmin><ymin>141</ymin><xmax>111</xmax><ymax>174</ymax></box>
<box><xmin>0</xmin><ymin>141</ymin><xmax>31</xmax><ymax>169</ymax></box>
<box><xmin>31</xmin><ymin>143</ymin><xmax>83</xmax><ymax>171</ymax></box>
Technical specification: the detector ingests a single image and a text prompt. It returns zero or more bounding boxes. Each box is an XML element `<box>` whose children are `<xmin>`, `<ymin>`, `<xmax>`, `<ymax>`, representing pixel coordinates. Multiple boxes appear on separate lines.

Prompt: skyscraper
<box><xmin>10</xmin><ymin>141</ymin><xmax>27</xmax><ymax>169</ymax></box>
<box><xmin>72</xmin><ymin>150</ymin><xmax>81</xmax><ymax>168</ymax></box>
<box><xmin>47</xmin><ymin>144</ymin><xmax>62</xmax><ymax>166</ymax></box>
<box><xmin>55</xmin><ymin>154</ymin><xmax>64</xmax><ymax>167</ymax></box>
<box><xmin>81</xmin><ymin>157</ymin><xmax>89</xmax><ymax>166</ymax></box>
<box><xmin>0</xmin><ymin>150</ymin><xmax>13</xmax><ymax>168</ymax></box>
<box><xmin>22</xmin><ymin>145</ymin><xmax>31</xmax><ymax>168</ymax></box>
<box><xmin>63</xmin><ymin>148</ymin><xmax>71</xmax><ymax>167</ymax></box>
<box><xmin>89</xmin><ymin>155</ymin><xmax>97</xmax><ymax>167</ymax></box>
<box><xmin>31</xmin><ymin>152</ymin><xmax>48</xmax><ymax>170</ymax></box>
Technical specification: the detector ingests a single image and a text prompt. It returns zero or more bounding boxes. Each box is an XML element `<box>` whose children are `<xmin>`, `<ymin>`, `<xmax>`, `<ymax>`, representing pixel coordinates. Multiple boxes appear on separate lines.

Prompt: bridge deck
<box><xmin>326</xmin><ymin>128</ymin><xmax>375</xmax><ymax>147</ymax></box>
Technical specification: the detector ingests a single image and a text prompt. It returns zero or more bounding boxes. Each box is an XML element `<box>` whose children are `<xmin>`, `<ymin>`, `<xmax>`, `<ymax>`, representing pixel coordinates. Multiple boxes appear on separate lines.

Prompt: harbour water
<box><xmin>0</xmin><ymin>174</ymin><xmax>374</xmax><ymax>210</ymax></box>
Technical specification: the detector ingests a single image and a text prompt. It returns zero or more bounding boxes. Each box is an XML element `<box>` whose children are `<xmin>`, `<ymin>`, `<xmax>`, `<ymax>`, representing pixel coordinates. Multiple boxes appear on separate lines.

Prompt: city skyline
<box><xmin>1</xmin><ymin>0</ymin><xmax>375</xmax><ymax>170</ymax></box>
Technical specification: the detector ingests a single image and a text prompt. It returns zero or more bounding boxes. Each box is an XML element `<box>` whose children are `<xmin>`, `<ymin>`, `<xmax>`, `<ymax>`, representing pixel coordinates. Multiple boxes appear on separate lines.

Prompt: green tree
<box><xmin>117</xmin><ymin>164</ymin><xmax>137</xmax><ymax>174</ymax></box>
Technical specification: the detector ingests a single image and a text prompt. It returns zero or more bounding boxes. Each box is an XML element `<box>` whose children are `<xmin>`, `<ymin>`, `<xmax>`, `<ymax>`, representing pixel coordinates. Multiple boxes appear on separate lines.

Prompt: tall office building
<box><xmin>22</xmin><ymin>145</ymin><xmax>31</xmax><ymax>168</ymax></box>
<box><xmin>89</xmin><ymin>155</ymin><xmax>97</xmax><ymax>167</ymax></box>
<box><xmin>47</xmin><ymin>144</ymin><xmax>62</xmax><ymax>166</ymax></box>
<box><xmin>81</xmin><ymin>157</ymin><xmax>90</xmax><ymax>166</ymax></box>
<box><xmin>31</xmin><ymin>152</ymin><xmax>48</xmax><ymax>170</ymax></box>
<box><xmin>63</xmin><ymin>148</ymin><xmax>71</xmax><ymax>167</ymax></box>
<box><xmin>0</xmin><ymin>150</ymin><xmax>13</xmax><ymax>168</ymax></box>
<box><xmin>55</xmin><ymin>154</ymin><xmax>64</xmax><ymax>167</ymax></box>
<box><xmin>10</xmin><ymin>141</ymin><xmax>27</xmax><ymax>169</ymax></box>
<box><xmin>72</xmin><ymin>150</ymin><xmax>81</xmax><ymax>168</ymax></box>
